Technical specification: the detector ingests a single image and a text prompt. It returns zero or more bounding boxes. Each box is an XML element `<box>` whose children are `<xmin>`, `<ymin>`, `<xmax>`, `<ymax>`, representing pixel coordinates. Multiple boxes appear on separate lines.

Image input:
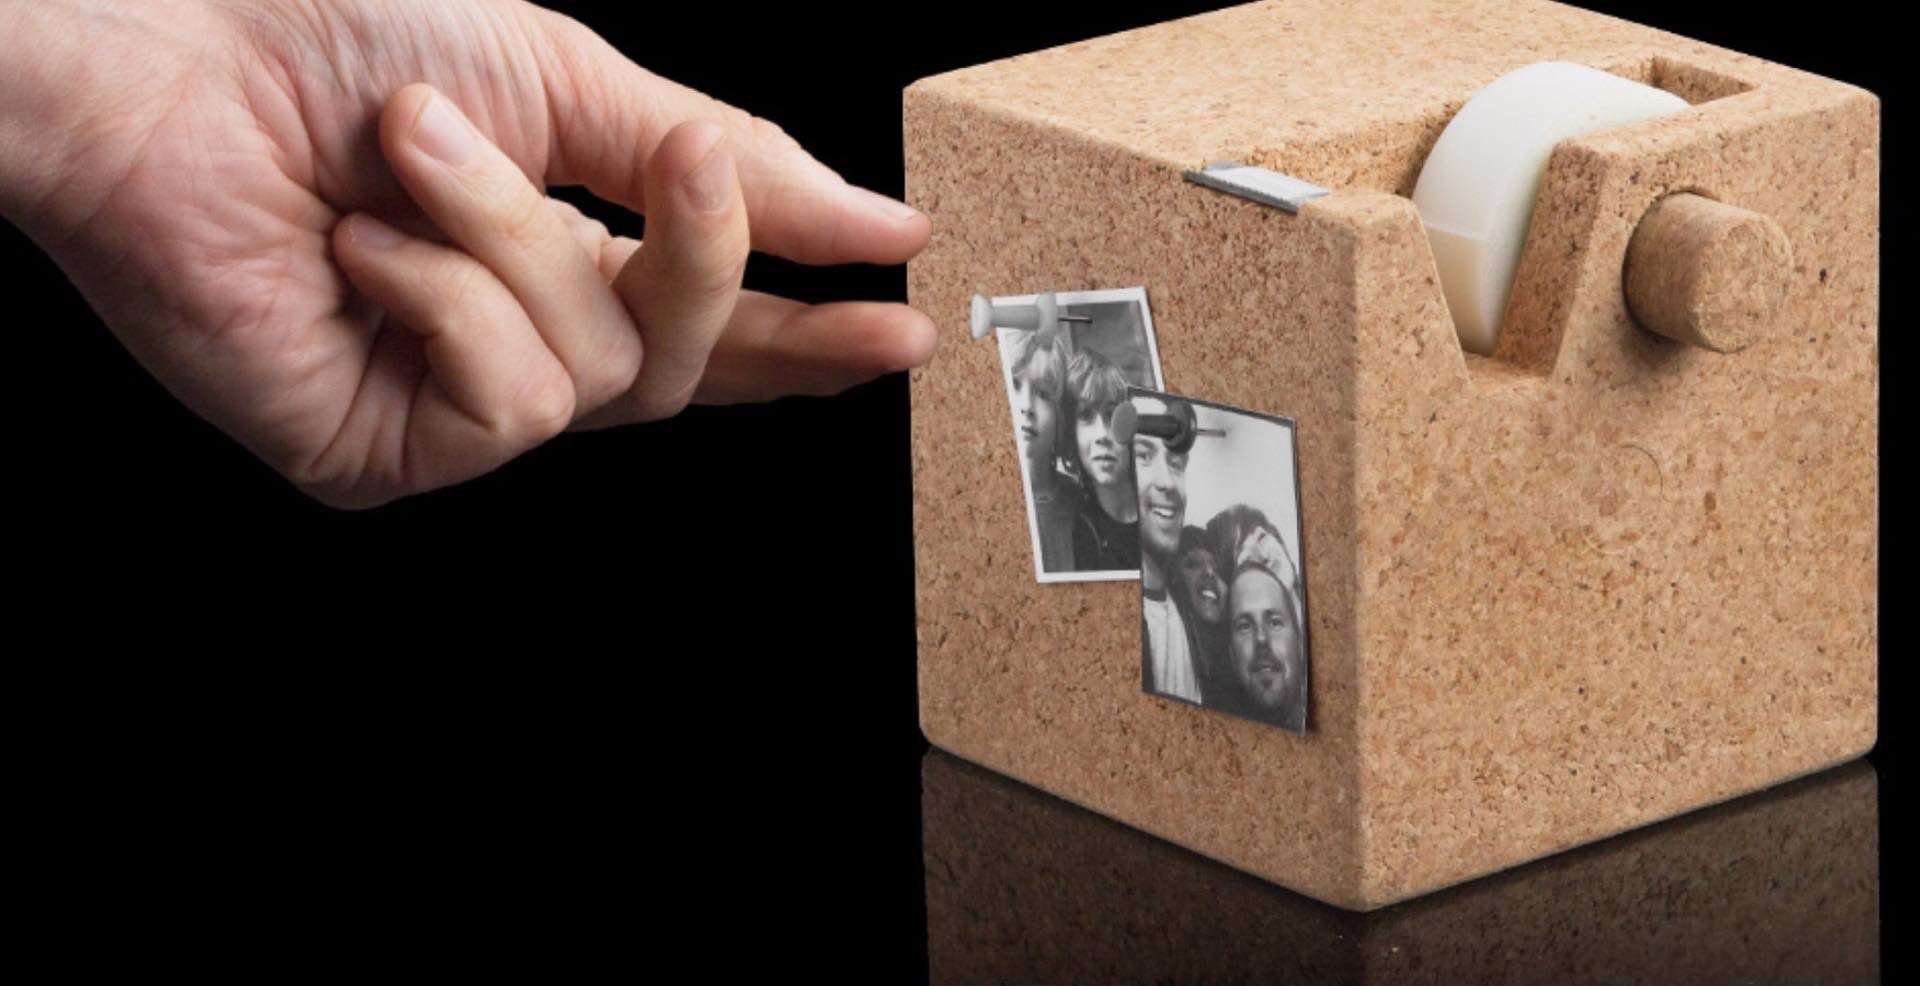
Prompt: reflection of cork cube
<box><xmin>905</xmin><ymin>0</ymin><xmax>1877</xmax><ymax>910</ymax></box>
<box><xmin>922</xmin><ymin>752</ymin><xmax>1880</xmax><ymax>982</ymax></box>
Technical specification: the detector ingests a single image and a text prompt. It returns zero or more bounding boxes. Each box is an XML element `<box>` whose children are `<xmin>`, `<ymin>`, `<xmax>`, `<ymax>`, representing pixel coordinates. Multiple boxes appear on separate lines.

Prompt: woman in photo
<box><xmin>1065</xmin><ymin>348</ymin><xmax>1140</xmax><ymax>571</ymax></box>
<box><xmin>1205</xmin><ymin>503</ymin><xmax>1301</xmax><ymax>597</ymax></box>
<box><xmin>1008</xmin><ymin>329</ymin><xmax>1076</xmax><ymax>573</ymax></box>
<box><xmin>1174</xmin><ymin>524</ymin><xmax>1230</xmax><ymax>702</ymax></box>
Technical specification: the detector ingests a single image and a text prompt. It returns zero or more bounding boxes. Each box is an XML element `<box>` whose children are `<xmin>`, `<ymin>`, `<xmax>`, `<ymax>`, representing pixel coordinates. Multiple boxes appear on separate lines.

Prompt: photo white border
<box><xmin>993</xmin><ymin>286</ymin><xmax>1165</xmax><ymax>584</ymax></box>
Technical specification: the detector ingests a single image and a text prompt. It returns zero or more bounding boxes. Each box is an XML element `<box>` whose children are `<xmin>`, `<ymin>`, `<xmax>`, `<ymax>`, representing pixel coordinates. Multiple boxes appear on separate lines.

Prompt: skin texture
<box><xmin>1066</xmin><ymin>350</ymin><xmax>1135</xmax><ymax>524</ymax></box>
<box><xmin>1011</xmin><ymin>370</ymin><xmax>1056</xmax><ymax>480</ymax></box>
<box><xmin>1228</xmin><ymin>566</ymin><xmax>1304</xmax><ymax>713</ymax></box>
<box><xmin>1176</xmin><ymin>542</ymin><xmax>1225</xmax><ymax>626</ymax></box>
<box><xmin>1075</xmin><ymin>404</ymin><xmax>1123</xmax><ymax>489</ymax></box>
<box><xmin>0</xmin><ymin>0</ymin><xmax>935</xmax><ymax>508</ymax></box>
<box><xmin>1131</xmin><ymin>398</ymin><xmax>1187</xmax><ymax>592</ymax></box>
<box><xmin>1079</xmin><ymin>399</ymin><xmax>1142</xmax><ymax>535</ymax></box>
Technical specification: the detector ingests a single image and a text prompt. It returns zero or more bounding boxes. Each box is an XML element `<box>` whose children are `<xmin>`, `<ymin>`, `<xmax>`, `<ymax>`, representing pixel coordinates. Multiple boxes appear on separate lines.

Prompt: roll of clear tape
<box><xmin>1413</xmin><ymin>62</ymin><xmax>1688</xmax><ymax>355</ymax></box>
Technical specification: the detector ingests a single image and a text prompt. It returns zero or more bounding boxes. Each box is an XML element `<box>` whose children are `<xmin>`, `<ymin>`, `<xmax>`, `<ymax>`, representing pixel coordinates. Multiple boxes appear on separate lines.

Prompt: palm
<box><xmin>57</xmin><ymin>2</ymin><xmax>572</xmax><ymax>502</ymax></box>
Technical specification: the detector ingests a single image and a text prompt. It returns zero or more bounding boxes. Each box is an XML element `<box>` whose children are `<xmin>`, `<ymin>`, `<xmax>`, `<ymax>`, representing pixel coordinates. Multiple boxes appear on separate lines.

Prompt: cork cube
<box><xmin>905</xmin><ymin>0</ymin><xmax>1878</xmax><ymax>910</ymax></box>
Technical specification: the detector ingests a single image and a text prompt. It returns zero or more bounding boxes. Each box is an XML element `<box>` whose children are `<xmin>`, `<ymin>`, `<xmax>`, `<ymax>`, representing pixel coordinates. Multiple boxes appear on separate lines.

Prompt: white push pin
<box><xmin>968</xmin><ymin>291</ymin><xmax>1091</xmax><ymax>342</ymax></box>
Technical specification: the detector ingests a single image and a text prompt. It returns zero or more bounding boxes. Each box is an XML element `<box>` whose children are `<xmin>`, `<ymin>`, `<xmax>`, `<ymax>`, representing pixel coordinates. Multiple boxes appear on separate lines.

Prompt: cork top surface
<box><xmin>908</xmin><ymin>0</ymin><xmax>1867</xmax><ymax>182</ymax></box>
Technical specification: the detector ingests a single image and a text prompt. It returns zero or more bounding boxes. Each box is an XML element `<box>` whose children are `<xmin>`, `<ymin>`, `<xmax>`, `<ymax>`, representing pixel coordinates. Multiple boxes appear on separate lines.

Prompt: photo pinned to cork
<box><xmin>978</xmin><ymin>287</ymin><xmax>1166</xmax><ymax>583</ymax></box>
<box><xmin>1121</xmin><ymin>388</ymin><xmax>1310</xmax><ymax>734</ymax></box>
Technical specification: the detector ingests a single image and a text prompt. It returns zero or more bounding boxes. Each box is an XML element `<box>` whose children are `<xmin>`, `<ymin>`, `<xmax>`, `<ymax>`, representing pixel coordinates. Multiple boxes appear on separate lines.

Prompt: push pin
<box><xmin>1110</xmin><ymin>397</ymin><xmax>1222</xmax><ymax>452</ymax></box>
<box><xmin>968</xmin><ymin>291</ymin><xmax>1093</xmax><ymax>343</ymax></box>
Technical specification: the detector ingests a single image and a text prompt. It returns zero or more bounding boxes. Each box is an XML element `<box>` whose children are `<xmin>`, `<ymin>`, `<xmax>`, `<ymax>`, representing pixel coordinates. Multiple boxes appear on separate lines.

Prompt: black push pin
<box><xmin>1111</xmin><ymin>396</ymin><xmax>1202</xmax><ymax>453</ymax></box>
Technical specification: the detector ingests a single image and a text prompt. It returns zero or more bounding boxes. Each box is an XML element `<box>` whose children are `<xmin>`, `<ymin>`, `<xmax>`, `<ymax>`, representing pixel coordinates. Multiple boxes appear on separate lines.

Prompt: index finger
<box><xmin>530</xmin><ymin>9</ymin><xmax>931</xmax><ymax>267</ymax></box>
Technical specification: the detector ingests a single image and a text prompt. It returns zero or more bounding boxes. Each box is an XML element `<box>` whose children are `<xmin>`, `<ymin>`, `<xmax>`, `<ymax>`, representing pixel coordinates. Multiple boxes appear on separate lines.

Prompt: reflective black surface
<box><xmin>923</xmin><ymin>752</ymin><xmax>1878</xmax><ymax>985</ymax></box>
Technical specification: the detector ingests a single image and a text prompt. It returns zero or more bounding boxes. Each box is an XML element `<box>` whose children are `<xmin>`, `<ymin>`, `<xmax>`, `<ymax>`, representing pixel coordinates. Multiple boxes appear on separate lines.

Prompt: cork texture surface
<box><xmin>906</xmin><ymin>0</ymin><xmax>1877</xmax><ymax>909</ymax></box>
<box><xmin>1622</xmin><ymin>193</ymin><xmax>1794</xmax><ymax>351</ymax></box>
<box><xmin>922</xmin><ymin>751</ymin><xmax>1880</xmax><ymax>984</ymax></box>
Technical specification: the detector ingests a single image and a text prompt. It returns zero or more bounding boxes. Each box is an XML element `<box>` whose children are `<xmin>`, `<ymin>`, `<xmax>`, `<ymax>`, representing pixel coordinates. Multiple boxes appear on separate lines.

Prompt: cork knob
<box><xmin>1623</xmin><ymin>193</ymin><xmax>1792</xmax><ymax>353</ymax></box>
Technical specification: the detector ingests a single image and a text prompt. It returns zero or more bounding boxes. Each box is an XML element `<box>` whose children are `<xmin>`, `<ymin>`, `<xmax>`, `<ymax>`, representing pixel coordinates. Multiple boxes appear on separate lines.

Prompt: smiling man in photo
<box><xmin>1131</xmin><ymin>393</ymin><xmax>1204</xmax><ymax>705</ymax></box>
<box><xmin>1225</xmin><ymin>560</ymin><xmax>1307</xmax><ymax>731</ymax></box>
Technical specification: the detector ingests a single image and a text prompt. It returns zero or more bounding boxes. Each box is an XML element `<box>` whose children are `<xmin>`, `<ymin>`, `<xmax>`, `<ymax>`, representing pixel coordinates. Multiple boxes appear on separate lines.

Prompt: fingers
<box><xmin>695</xmin><ymin>294</ymin><xmax>938</xmax><ymax>404</ymax></box>
<box><xmin>378</xmin><ymin>83</ymin><xmax>642</xmax><ymax>414</ymax></box>
<box><xmin>567</xmin><ymin>290</ymin><xmax>937</xmax><ymax>429</ymax></box>
<box><xmin>330</xmin><ymin>214</ymin><xmax>576</xmax><ymax>486</ymax></box>
<box><xmin>546</xmin><ymin>202</ymin><xmax>646</xmax><ymax>291</ymax></box>
<box><xmin>548</xmin><ymin>197</ymin><xmax>614</xmax><ymax>262</ymax></box>
<box><xmin>539</xmin><ymin>187</ymin><xmax>935</xmax><ymax>426</ymax></box>
<box><xmin>604</xmin><ymin>120</ymin><xmax>750</xmax><ymax>423</ymax></box>
<box><xmin>531</xmin><ymin>9</ymin><xmax>931</xmax><ymax>267</ymax></box>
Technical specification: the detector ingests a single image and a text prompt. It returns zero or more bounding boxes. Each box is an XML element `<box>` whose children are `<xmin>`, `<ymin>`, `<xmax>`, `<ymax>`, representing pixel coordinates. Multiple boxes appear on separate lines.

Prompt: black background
<box><xmin>13</xmin><ymin>0</ymin><xmax>1900</xmax><ymax>974</ymax></box>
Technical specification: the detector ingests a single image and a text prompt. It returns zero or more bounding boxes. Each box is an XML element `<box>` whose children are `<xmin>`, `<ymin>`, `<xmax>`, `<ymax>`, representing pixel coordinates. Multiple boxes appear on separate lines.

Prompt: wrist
<box><xmin>0</xmin><ymin>0</ymin><xmax>212</xmax><ymax>237</ymax></box>
<box><xmin>0</xmin><ymin>2</ymin><xmax>86</xmax><ymax>229</ymax></box>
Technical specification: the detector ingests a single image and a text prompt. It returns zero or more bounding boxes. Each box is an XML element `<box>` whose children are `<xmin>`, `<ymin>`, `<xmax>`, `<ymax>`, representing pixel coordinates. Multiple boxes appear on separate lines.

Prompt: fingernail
<box><xmin>683</xmin><ymin>137</ymin><xmax>736</xmax><ymax>215</ymax></box>
<box><xmin>851</xmin><ymin>186</ymin><xmax>923</xmax><ymax>223</ymax></box>
<box><xmin>348</xmin><ymin>215</ymin><xmax>406</xmax><ymax>249</ymax></box>
<box><xmin>412</xmin><ymin>93</ymin><xmax>476</xmax><ymax>166</ymax></box>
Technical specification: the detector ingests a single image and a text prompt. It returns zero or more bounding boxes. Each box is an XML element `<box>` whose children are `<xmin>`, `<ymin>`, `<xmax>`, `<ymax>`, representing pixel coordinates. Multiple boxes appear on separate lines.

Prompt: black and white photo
<box><xmin>1126</xmin><ymin>389</ymin><xmax>1310</xmax><ymax>733</ymax></box>
<box><xmin>992</xmin><ymin>287</ymin><xmax>1164</xmax><ymax>582</ymax></box>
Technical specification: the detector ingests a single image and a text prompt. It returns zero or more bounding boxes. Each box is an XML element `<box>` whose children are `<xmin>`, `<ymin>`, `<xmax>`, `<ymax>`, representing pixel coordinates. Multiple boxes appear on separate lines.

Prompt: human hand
<box><xmin>0</xmin><ymin>0</ymin><xmax>935</xmax><ymax>508</ymax></box>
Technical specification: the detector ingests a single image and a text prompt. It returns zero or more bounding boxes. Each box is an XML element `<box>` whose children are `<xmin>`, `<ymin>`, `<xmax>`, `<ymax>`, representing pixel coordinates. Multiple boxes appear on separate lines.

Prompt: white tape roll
<box><xmin>1413</xmin><ymin>62</ymin><xmax>1688</xmax><ymax>355</ymax></box>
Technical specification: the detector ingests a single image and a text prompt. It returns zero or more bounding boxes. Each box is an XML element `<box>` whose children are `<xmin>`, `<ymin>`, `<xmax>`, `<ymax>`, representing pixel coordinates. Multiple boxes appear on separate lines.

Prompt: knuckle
<box><xmin>495</xmin><ymin>189</ymin><xmax>551</xmax><ymax>252</ymax></box>
<box><xmin>547</xmin><ymin>198</ymin><xmax>610</xmax><ymax>261</ymax></box>
<box><xmin>744</xmin><ymin>112</ymin><xmax>801</xmax><ymax>154</ymax></box>
<box><xmin>578</xmin><ymin>218</ymin><xmax>614</xmax><ymax>256</ymax></box>
<box><xmin>738</xmin><ymin>109</ymin><xmax>842</xmax><ymax>183</ymax></box>
<box><xmin>686</xmin><ymin>250</ymin><xmax>748</xmax><ymax>298</ymax></box>
<box><xmin>433</xmin><ymin>258</ymin><xmax>494</xmax><ymax>322</ymax></box>
<box><xmin>657</xmin><ymin>229</ymin><xmax>749</xmax><ymax>297</ymax></box>
<box><xmin>519</xmin><ymin>372</ymin><xmax>578</xmax><ymax>440</ymax></box>
<box><xmin>540</xmin><ymin>8</ymin><xmax>614</xmax><ymax>71</ymax></box>
<box><xmin>636</xmin><ymin>375</ymin><xmax>701</xmax><ymax>424</ymax></box>
<box><xmin>581</xmin><ymin>333</ymin><xmax>643</xmax><ymax>408</ymax></box>
<box><xmin>284</xmin><ymin>454</ymin><xmax>389</xmax><ymax>512</ymax></box>
<box><xmin>608</xmin><ymin>332</ymin><xmax>646</xmax><ymax>385</ymax></box>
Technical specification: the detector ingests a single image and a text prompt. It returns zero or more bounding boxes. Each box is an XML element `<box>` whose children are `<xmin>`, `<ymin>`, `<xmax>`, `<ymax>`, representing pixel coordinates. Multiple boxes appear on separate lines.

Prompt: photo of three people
<box><xmin>1125</xmin><ymin>392</ymin><xmax>1308</xmax><ymax>733</ymax></box>
<box><xmin>995</xmin><ymin>287</ymin><xmax>1310</xmax><ymax>734</ymax></box>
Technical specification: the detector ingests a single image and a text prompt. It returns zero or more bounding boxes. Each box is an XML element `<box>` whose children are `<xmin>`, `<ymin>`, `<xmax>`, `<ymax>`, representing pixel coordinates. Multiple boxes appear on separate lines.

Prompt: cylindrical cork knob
<box><xmin>1623</xmin><ymin>193</ymin><xmax>1793</xmax><ymax>353</ymax></box>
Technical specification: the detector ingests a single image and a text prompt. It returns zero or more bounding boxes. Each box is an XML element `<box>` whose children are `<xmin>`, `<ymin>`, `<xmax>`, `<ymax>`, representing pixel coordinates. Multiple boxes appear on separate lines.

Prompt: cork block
<box><xmin>905</xmin><ymin>0</ymin><xmax>1878</xmax><ymax>910</ymax></box>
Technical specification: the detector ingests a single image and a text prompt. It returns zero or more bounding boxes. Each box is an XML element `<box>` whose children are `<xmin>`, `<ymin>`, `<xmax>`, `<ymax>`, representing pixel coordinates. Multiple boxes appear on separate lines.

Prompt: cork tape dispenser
<box><xmin>904</xmin><ymin>0</ymin><xmax>1877</xmax><ymax>910</ymax></box>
